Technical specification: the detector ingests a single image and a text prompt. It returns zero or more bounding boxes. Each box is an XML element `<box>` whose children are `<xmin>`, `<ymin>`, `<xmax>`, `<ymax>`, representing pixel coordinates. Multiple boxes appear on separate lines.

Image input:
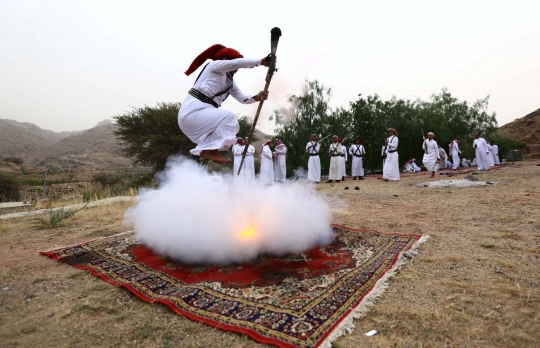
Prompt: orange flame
<box><xmin>237</xmin><ymin>227</ymin><xmax>257</xmax><ymax>240</ymax></box>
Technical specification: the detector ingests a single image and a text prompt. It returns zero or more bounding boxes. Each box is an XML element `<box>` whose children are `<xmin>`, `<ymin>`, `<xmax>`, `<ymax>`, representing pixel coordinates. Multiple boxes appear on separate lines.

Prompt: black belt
<box><xmin>353</xmin><ymin>154</ymin><xmax>363</xmax><ymax>157</ymax></box>
<box><xmin>188</xmin><ymin>88</ymin><xmax>219</xmax><ymax>108</ymax></box>
<box><xmin>340</xmin><ymin>155</ymin><xmax>345</xmax><ymax>157</ymax></box>
<box><xmin>330</xmin><ymin>154</ymin><xmax>341</xmax><ymax>157</ymax></box>
<box><xmin>309</xmin><ymin>153</ymin><xmax>319</xmax><ymax>156</ymax></box>
<box><xmin>388</xmin><ymin>149</ymin><xmax>397</xmax><ymax>153</ymax></box>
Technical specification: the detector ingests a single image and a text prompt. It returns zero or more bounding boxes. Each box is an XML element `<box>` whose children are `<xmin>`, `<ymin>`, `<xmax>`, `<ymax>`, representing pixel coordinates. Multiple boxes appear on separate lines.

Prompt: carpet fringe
<box><xmin>42</xmin><ymin>231</ymin><xmax>134</xmax><ymax>253</ymax></box>
<box><xmin>318</xmin><ymin>234</ymin><xmax>430</xmax><ymax>348</ymax></box>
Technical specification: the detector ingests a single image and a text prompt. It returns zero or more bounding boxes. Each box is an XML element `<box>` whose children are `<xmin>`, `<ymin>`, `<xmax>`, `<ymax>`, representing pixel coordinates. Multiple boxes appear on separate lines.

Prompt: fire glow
<box><xmin>238</xmin><ymin>227</ymin><xmax>257</xmax><ymax>240</ymax></box>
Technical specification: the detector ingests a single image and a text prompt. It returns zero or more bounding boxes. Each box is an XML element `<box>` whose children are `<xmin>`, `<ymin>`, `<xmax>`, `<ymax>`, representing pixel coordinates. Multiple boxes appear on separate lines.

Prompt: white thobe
<box><xmin>411</xmin><ymin>162</ymin><xmax>421</xmax><ymax>172</ymax></box>
<box><xmin>341</xmin><ymin>146</ymin><xmax>347</xmax><ymax>177</ymax></box>
<box><xmin>178</xmin><ymin>58</ymin><xmax>260</xmax><ymax>155</ymax></box>
<box><xmin>438</xmin><ymin>148</ymin><xmax>448</xmax><ymax>169</ymax></box>
<box><xmin>328</xmin><ymin>143</ymin><xmax>343</xmax><ymax>180</ymax></box>
<box><xmin>306</xmin><ymin>141</ymin><xmax>321</xmax><ymax>182</ymax></box>
<box><xmin>383</xmin><ymin>136</ymin><xmax>400</xmax><ymax>180</ymax></box>
<box><xmin>486</xmin><ymin>144</ymin><xmax>495</xmax><ymax>167</ymax></box>
<box><xmin>403</xmin><ymin>163</ymin><xmax>413</xmax><ymax>172</ymax></box>
<box><xmin>472</xmin><ymin>158</ymin><xmax>477</xmax><ymax>166</ymax></box>
<box><xmin>243</xmin><ymin>145</ymin><xmax>256</xmax><ymax>184</ymax></box>
<box><xmin>491</xmin><ymin>145</ymin><xmax>500</xmax><ymax>165</ymax></box>
<box><xmin>422</xmin><ymin>139</ymin><xmax>440</xmax><ymax>172</ymax></box>
<box><xmin>473</xmin><ymin>138</ymin><xmax>490</xmax><ymax>170</ymax></box>
<box><xmin>349</xmin><ymin>144</ymin><xmax>365</xmax><ymax>177</ymax></box>
<box><xmin>274</xmin><ymin>144</ymin><xmax>287</xmax><ymax>182</ymax></box>
<box><xmin>449</xmin><ymin>140</ymin><xmax>461</xmax><ymax>169</ymax></box>
<box><xmin>232</xmin><ymin>144</ymin><xmax>245</xmax><ymax>184</ymax></box>
<box><xmin>461</xmin><ymin>158</ymin><xmax>469</xmax><ymax>167</ymax></box>
<box><xmin>259</xmin><ymin>145</ymin><xmax>274</xmax><ymax>184</ymax></box>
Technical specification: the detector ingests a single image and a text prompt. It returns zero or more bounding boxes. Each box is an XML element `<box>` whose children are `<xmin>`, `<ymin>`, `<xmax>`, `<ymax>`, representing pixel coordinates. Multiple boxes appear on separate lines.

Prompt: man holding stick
<box><xmin>178</xmin><ymin>44</ymin><xmax>271</xmax><ymax>164</ymax></box>
<box><xmin>306</xmin><ymin>134</ymin><xmax>321</xmax><ymax>183</ymax></box>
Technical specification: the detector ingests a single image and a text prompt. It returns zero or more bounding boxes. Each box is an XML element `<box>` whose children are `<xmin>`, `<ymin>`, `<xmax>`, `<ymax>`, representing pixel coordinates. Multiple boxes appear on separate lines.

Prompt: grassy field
<box><xmin>0</xmin><ymin>163</ymin><xmax>539</xmax><ymax>347</ymax></box>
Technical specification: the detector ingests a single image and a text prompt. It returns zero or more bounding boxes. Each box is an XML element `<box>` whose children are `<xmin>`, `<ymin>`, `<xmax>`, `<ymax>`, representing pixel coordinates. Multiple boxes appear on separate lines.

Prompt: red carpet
<box><xmin>42</xmin><ymin>225</ymin><xmax>427</xmax><ymax>348</ymax></box>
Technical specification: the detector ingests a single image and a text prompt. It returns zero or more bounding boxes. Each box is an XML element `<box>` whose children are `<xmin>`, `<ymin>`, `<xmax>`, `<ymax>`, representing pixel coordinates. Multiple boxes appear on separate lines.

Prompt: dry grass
<box><xmin>0</xmin><ymin>163</ymin><xmax>539</xmax><ymax>347</ymax></box>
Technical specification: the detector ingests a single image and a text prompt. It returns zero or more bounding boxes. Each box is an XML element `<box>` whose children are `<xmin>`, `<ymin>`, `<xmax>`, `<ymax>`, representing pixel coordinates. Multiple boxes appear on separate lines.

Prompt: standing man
<box><xmin>383</xmin><ymin>128</ymin><xmax>400</xmax><ymax>181</ymax></box>
<box><xmin>232</xmin><ymin>138</ymin><xmax>245</xmax><ymax>184</ymax></box>
<box><xmin>274</xmin><ymin>139</ymin><xmax>287</xmax><ymax>183</ymax></box>
<box><xmin>438</xmin><ymin>145</ymin><xmax>448</xmax><ymax>170</ymax></box>
<box><xmin>259</xmin><ymin>140</ymin><xmax>274</xmax><ymax>184</ymax></box>
<box><xmin>178</xmin><ymin>44</ymin><xmax>270</xmax><ymax>163</ymax></box>
<box><xmin>327</xmin><ymin>135</ymin><xmax>343</xmax><ymax>183</ymax></box>
<box><xmin>243</xmin><ymin>137</ymin><xmax>256</xmax><ymax>184</ymax></box>
<box><xmin>306</xmin><ymin>134</ymin><xmax>321</xmax><ymax>183</ymax></box>
<box><xmin>338</xmin><ymin>138</ymin><xmax>347</xmax><ymax>181</ymax></box>
<box><xmin>422</xmin><ymin>132</ymin><xmax>440</xmax><ymax>178</ymax></box>
<box><xmin>349</xmin><ymin>138</ymin><xmax>365</xmax><ymax>180</ymax></box>
<box><xmin>473</xmin><ymin>132</ymin><xmax>490</xmax><ymax>171</ymax></box>
<box><xmin>486</xmin><ymin>142</ymin><xmax>495</xmax><ymax>168</ymax></box>
<box><xmin>449</xmin><ymin>138</ymin><xmax>462</xmax><ymax>170</ymax></box>
<box><xmin>490</xmin><ymin>141</ymin><xmax>500</xmax><ymax>165</ymax></box>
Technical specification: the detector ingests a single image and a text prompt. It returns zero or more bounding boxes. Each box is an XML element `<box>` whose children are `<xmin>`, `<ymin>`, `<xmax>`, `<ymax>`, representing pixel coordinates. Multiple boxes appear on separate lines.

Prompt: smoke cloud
<box><xmin>125</xmin><ymin>157</ymin><xmax>334</xmax><ymax>265</ymax></box>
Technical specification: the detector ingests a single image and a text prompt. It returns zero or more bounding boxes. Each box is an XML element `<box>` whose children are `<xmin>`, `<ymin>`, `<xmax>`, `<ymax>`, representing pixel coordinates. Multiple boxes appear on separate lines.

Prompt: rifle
<box><xmin>237</xmin><ymin>27</ymin><xmax>282</xmax><ymax>176</ymax></box>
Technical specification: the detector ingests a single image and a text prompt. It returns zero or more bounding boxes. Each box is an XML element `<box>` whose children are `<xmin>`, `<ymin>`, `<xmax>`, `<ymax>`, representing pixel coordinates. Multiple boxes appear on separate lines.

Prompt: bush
<box><xmin>0</xmin><ymin>173</ymin><xmax>21</xmax><ymax>202</ymax></box>
<box><xmin>92</xmin><ymin>173</ymin><xmax>123</xmax><ymax>186</ymax></box>
<box><xmin>32</xmin><ymin>204</ymin><xmax>88</xmax><ymax>229</ymax></box>
<box><xmin>3</xmin><ymin>157</ymin><xmax>24</xmax><ymax>165</ymax></box>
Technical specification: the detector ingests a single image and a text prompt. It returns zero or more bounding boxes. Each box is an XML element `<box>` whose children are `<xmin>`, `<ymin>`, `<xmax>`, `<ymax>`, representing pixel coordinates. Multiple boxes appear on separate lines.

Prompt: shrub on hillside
<box><xmin>0</xmin><ymin>173</ymin><xmax>21</xmax><ymax>202</ymax></box>
<box><xmin>92</xmin><ymin>173</ymin><xmax>123</xmax><ymax>186</ymax></box>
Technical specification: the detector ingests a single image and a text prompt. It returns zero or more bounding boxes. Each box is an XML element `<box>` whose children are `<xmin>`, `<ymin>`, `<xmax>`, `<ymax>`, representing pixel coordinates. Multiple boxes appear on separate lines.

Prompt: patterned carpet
<box><xmin>42</xmin><ymin>225</ymin><xmax>427</xmax><ymax>348</ymax></box>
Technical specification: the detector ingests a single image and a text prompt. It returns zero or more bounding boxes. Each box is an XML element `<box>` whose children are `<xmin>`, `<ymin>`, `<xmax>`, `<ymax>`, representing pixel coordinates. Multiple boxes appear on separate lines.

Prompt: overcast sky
<box><xmin>1</xmin><ymin>0</ymin><xmax>538</xmax><ymax>135</ymax></box>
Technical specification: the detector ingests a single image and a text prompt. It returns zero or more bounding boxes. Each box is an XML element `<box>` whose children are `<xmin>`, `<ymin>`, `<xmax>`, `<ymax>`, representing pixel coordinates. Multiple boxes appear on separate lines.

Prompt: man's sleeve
<box><xmin>210</xmin><ymin>58</ymin><xmax>261</xmax><ymax>73</ymax></box>
<box><xmin>230</xmin><ymin>81</ymin><xmax>256</xmax><ymax>104</ymax></box>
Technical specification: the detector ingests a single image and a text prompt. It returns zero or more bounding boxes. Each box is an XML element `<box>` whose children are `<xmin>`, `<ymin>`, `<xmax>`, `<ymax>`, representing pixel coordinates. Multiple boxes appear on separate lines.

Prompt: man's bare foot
<box><xmin>200</xmin><ymin>150</ymin><xmax>230</xmax><ymax>164</ymax></box>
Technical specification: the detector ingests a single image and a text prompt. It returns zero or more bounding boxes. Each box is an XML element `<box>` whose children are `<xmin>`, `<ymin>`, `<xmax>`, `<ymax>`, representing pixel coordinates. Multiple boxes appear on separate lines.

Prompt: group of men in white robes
<box><xmin>232</xmin><ymin>138</ymin><xmax>256</xmax><ymax>184</ymax></box>
<box><xmin>257</xmin><ymin>139</ymin><xmax>288</xmax><ymax>185</ymax></box>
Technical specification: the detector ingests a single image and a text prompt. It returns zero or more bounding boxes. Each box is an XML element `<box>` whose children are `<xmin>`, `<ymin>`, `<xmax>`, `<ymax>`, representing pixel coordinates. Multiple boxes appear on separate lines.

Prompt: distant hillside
<box><xmin>1</xmin><ymin>118</ymin><xmax>270</xmax><ymax>170</ymax></box>
<box><xmin>498</xmin><ymin>108</ymin><xmax>540</xmax><ymax>145</ymax></box>
<box><xmin>0</xmin><ymin>119</ymin><xmax>80</xmax><ymax>161</ymax></box>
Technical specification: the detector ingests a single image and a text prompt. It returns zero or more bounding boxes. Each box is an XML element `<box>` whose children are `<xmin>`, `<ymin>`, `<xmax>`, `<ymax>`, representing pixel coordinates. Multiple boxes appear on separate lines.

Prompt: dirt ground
<box><xmin>1</xmin><ymin>163</ymin><xmax>539</xmax><ymax>348</ymax></box>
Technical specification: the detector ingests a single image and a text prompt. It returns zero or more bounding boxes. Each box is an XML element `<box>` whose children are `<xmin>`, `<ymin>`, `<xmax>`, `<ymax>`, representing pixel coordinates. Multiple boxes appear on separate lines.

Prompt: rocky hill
<box><xmin>1</xmin><ymin>118</ymin><xmax>271</xmax><ymax>170</ymax></box>
<box><xmin>498</xmin><ymin>108</ymin><xmax>540</xmax><ymax>146</ymax></box>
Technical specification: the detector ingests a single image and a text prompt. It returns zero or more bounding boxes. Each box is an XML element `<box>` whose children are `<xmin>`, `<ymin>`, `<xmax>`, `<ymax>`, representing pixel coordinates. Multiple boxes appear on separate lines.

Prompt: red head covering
<box><xmin>338</xmin><ymin>138</ymin><xmax>343</xmax><ymax>143</ymax></box>
<box><xmin>261</xmin><ymin>140</ymin><xmax>272</xmax><ymax>153</ymax></box>
<box><xmin>185</xmin><ymin>44</ymin><xmax>244</xmax><ymax>76</ymax></box>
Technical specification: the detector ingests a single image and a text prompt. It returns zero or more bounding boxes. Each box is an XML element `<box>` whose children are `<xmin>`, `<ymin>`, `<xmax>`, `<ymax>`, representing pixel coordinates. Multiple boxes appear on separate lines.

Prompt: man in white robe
<box><xmin>383</xmin><ymin>128</ymin><xmax>400</xmax><ymax>181</ymax></box>
<box><xmin>305</xmin><ymin>134</ymin><xmax>321</xmax><ymax>183</ymax></box>
<box><xmin>422</xmin><ymin>132</ymin><xmax>440</xmax><ymax>178</ymax></box>
<box><xmin>273</xmin><ymin>139</ymin><xmax>287</xmax><ymax>182</ymax></box>
<box><xmin>490</xmin><ymin>141</ymin><xmax>500</xmax><ymax>165</ymax></box>
<box><xmin>473</xmin><ymin>133</ymin><xmax>490</xmax><ymax>171</ymax></box>
<box><xmin>178</xmin><ymin>44</ymin><xmax>270</xmax><ymax>163</ymax></box>
<box><xmin>243</xmin><ymin>137</ymin><xmax>256</xmax><ymax>184</ymax></box>
<box><xmin>259</xmin><ymin>140</ymin><xmax>274</xmax><ymax>184</ymax></box>
<box><xmin>232</xmin><ymin>138</ymin><xmax>245</xmax><ymax>184</ymax></box>
<box><xmin>449</xmin><ymin>139</ymin><xmax>462</xmax><ymax>170</ymax></box>
<box><xmin>438</xmin><ymin>145</ymin><xmax>448</xmax><ymax>170</ymax></box>
<box><xmin>486</xmin><ymin>143</ymin><xmax>495</xmax><ymax>167</ymax></box>
<box><xmin>411</xmin><ymin>159</ymin><xmax>421</xmax><ymax>172</ymax></box>
<box><xmin>339</xmin><ymin>138</ymin><xmax>347</xmax><ymax>180</ymax></box>
<box><xmin>327</xmin><ymin>135</ymin><xmax>343</xmax><ymax>183</ymax></box>
<box><xmin>349</xmin><ymin>138</ymin><xmax>365</xmax><ymax>180</ymax></box>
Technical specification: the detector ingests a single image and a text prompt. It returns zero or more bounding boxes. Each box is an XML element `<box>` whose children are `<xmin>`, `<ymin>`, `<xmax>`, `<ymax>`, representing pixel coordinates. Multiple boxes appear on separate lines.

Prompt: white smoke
<box><xmin>125</xmin><ymin>157</ymin><xmax>334</xmax><ymax>265</ymax></box>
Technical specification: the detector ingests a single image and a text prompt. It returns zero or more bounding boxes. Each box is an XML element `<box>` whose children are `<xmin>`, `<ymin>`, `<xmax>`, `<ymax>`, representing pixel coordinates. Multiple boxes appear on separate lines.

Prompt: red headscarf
<box><xmin>261</xmin><ymin>140</ymin><xmax>272</xmax><ymax>153</ymax></box>
<box><xmin>185</xmin><ymin>44</ymin><xmax>244</xmax><ymax>76</ymax></box>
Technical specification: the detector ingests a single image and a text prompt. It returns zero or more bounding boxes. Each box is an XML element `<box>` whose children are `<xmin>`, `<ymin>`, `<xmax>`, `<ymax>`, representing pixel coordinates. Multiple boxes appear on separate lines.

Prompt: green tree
<box><xmin>273</xmin><ymin>81</ymin><xmax>499</xmax><ymax>175</ymax></box>
<box><xmin>114</xmin><ymin>102</ymin><xmax>257</xmax><ymax>175</ymax></box>
<box><xmin>0</xmin><ymin>173</ymin><xmax>21</xmax><ymax>202</ymax></box>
